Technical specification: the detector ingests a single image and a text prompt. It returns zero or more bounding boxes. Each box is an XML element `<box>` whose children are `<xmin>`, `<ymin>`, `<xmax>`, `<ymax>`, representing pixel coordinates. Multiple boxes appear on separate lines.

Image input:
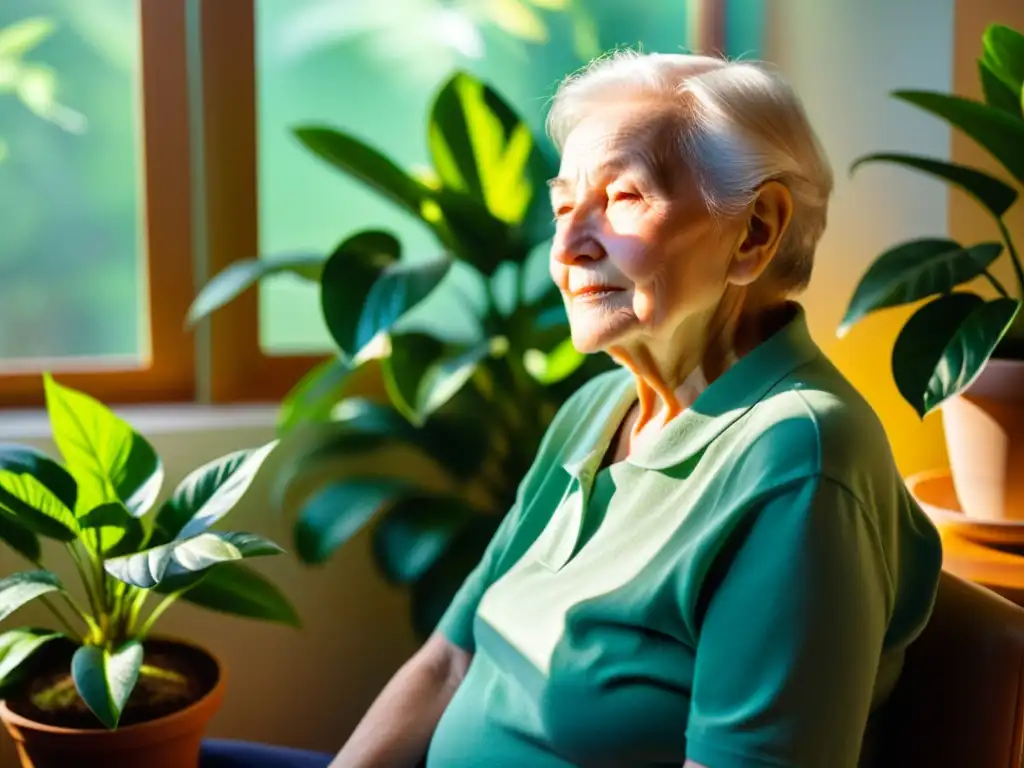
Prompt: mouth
<box><xmin>571</xmin><ymin>285</ymin><xmax>626</xmax><ymax>300</ymax></box>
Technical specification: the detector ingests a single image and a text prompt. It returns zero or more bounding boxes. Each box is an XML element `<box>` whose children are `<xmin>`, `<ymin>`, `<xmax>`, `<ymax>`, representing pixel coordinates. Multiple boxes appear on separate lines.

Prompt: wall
<box><xmin>766</xmin><ymin>0</ymin><xmax>956</xmax><ymax>478</ymax></box>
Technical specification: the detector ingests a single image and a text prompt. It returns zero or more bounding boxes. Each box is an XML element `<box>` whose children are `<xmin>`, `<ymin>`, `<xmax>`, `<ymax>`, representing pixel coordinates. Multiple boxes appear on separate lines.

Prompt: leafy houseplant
<box><xmin>0</xmin><ymin>375</ymin><xmax>295</xmax><ymax>767</ymax></box>
<box><xmin>841</xmin><ymin>23</ymin><xmax>1024</xmax><ymax>519</ymax></box>
<box><xmin>191</xmin><ymin>70</ymin><xmax>612</xmax><ymax>636</ymax></box>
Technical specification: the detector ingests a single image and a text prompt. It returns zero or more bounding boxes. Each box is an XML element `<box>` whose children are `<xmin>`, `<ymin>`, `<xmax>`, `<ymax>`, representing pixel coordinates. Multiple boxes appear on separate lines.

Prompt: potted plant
<box><xmin>189</xmin><ymin>70</ymin><xmax>612</xmax><ymax>636</ymax></box>
<box><xmin>841</xmin><ymin>23</ymin><xmax>1024</xmax><ymax>521</ymax></box>
<box><xmin>0</xmin><ymin>375</ymin><xmax>297</xmax><ymax>768</ymax></box>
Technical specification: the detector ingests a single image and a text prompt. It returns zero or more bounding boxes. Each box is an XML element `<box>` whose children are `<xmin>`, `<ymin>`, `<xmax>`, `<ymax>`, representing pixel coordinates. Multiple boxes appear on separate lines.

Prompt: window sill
<box><xmin>0</xmin><ymin>402</ymin><xmax>279</xmax><ymax>441</ymax></box>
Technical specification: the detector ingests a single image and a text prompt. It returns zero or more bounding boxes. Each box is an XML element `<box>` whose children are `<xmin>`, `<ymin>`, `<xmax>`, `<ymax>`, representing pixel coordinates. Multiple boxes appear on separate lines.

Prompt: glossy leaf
<box><xmin>187</xmin><ymin>254</ymin><xmax>325</xmax><ymax>326</ymax></box>
<box><xmin>0</xmin><ymin>445</ymin><xmax>77</xmax><ymax>511</ymax></box>
<box><xmin>384</xmin><ymin>334</ymin><xmax>492</xmax><ymax>426</ymax></box>
<box><xmin>277</xmin><ymin>357</ymin><xmax>354</xmax><ymax>435</ymax></box>
<box><xmin>979</xmin><ymin>59</ymin><xmax>1022</xmax><ymax>117</ymax></box>
<box><xmin>71</xmin><ymin>641</ymin><xmax>143</xmax><ymax>729</ymax></box>
<box><xmin>431</xmin><ymin>188</ymin><xmax>524</xmax><ymax>273</ymax></box>
<box><xmin>838</xmin><ymin>239</ymin><xmax>1004</xmax><ymax>335</ymax></box>
<box><xmin>152</xmin><ymin>441</ymin><xmax>277</xmax><ymax>544</ymax></box>
<box><xmin>982</xmin><ymin>24</ymin><xmax>1024</xmax><ymax>95</ymax></box>
<box><xmin>319</xmin><ymin>231</ymin><xmax>402</xmax><ymax>358</ymax></box>
<box><xmin>0</xmin><ymin>18</ymin><xmax>54</xmax><ymax>58</ymax></box>
<box><xmin>0</xmin><ymin>629</ymin><xmax>62</xmax><ymax>686</ymax></box>
<box><xmin>105</xmin><ymin>531</ymin><xmax>284</xmax><ymax>589</ymax></box>
<box><xmin>372</xmin><ymin>496</ymin><xmax>476</xmax><ymax>584</ymax></box>
<box><xmin>174</xmin><ymin>563</ymin><xmax>300</xmax><ymax>628</ymax></box>
<box><xmin>0</xmin><ymin>571</ymin><xmax>65</xmax><ymax>622</ymax></box>
<box><xmin>43</xmin><ymin>375</ymin><xmax>163</xmax><ymax>517</ymax></box>
<box><xmin>293</xmin><ymin>127</ymin><xmax>428</xmax><ymax>216</ymax></box>
<box><xmin>523</xmin><ymin>337</ymin><xmax>586</xmax><ymax>384</ymax></box>
<box><xmin>353</xmin><ymin>259</ymin><xmax>452</xmax><ymax>354</ymax></box>
<box><xmin>850</xmin><ymin>153</ymin><xmax>1017</xmax><ymax>218</ymax></box>
<box><xmin>295</xmin><ymin>478</ymin><xmax>411</xmax><ymax>564</ymax></box>
<box><xmin>429</xmin><ymin>71</ymin><xmax>536</xmax><ymax>225</ymax></box>
<box><xmin>80</xmin><ymin>502</ymin><xmax>144</xmax><ymax>558</ymax></box>
<box><xmin>893</xmin><ymin>294</ymin><xmax>1022</xmax><ymax>416</ymax></box>
<box><xmin>893</xmin><ymin>90</ymin><xmax>1024</xmax><ymax>185</ymax></box>
<box><xmin>0</xmin><ymin>472</ymin><xmax>79</xmax><ymax>541</ymax></box>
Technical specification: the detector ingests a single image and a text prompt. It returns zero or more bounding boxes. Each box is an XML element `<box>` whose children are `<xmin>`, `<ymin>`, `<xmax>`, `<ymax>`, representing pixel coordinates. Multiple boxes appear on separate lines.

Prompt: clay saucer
<box><xmin>907</xmin><ymin>468</ymin><xmax>1024</xmax><ymax>548</ymax></box>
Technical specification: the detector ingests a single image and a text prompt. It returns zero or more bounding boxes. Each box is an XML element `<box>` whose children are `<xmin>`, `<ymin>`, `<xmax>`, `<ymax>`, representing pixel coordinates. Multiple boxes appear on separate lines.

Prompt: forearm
<box><xmin>331</xmin><ymin>635</ymin><xmax>469</xmax><ymax>768</ymax></box>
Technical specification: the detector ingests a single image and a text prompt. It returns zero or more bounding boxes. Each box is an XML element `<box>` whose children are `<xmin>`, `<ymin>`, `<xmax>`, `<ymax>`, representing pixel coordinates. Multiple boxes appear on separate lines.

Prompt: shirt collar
<box><xmin>561</xmin><ymin>303</ymin><xmax>821</xmax><ymax>476</ymax></box>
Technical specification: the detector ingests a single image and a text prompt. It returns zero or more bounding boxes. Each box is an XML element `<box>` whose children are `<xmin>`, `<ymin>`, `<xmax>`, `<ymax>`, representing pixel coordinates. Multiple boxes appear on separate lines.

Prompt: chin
<box><xmin>568</xmin><ymin>319</ymin><xmax>635</xmax><ymax>355</ymax></box>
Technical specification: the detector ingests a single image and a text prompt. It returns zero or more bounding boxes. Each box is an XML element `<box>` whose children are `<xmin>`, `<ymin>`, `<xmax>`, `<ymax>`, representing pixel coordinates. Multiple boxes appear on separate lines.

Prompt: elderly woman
<box><xmin>330</xmin><ymin>52</ymin><xmax>943</xmax><ymax>768</ymax></box>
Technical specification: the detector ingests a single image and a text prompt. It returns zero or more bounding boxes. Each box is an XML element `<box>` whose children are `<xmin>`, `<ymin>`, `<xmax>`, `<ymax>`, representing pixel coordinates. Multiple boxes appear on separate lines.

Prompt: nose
<box><xmin>551</xmin><ymin>216</ymin><xmax>606</xmax><ymax>266</ymax></box>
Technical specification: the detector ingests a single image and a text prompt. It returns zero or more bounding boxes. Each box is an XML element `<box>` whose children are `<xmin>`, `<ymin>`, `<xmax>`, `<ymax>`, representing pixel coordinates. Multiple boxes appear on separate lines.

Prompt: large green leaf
<box><xmin>71</xmin><ymin>641</ymin><xmax>143</xmax><ymax>729</ymax></box>
<box><xmin>850</xmin><ymin>153</ymin><xmax>1018</xmax><ymax>218</ymax></box>
<box><xmin>353</xmin><ymin>258</ymin><xmax>452</xmax><ymax>354</ymax></box>
<box><xmin>0</xmin><ymin>446</ymin><xmax>76</xmax><ymax>511</ymax></box>
<box><xmin>319</xmin><ymin>231</ymin><xmax>402</xmax><ymax>358</ymax></box>
<box><xmin>0</xmin><ymin>472</ymin><xmax>79</xmax><ymax>541</ymax></box>
<box><xmin>152</xmin><ymin>441</ymin><xmax>277</xmax><ymax>545</ymax></box>
<box><xmin>839</xmin><ymin>239</ymin><xmax>1004</xmax><ymax>335</ymax></box>
<box><xmin>43</xmin><ymin>375</ymin><xmax>163</xmax><ymax>517</ymax></box>
<box><xmin>893</xmin><ymin>294</ymin><xmax>1022</xmax><ymax>416</ymax></box>
<box><xmin>173</xmin><ymin>563</ymin><xmax>300</xmax><ymax>628</ymax></box>
<box><xmin>277</xmin><ymin>357</ymin><xmax>354</xmax><ymax>435</ymax></box>
<box><xmin>293</xmin><ymin>127</ymin><xmax>428</xmax><ymax>217</ymax></box>
<box><xmin>979</xmin><ymin>59</ymin><xmax>1022</xmax><ymax>118</ymax></box>
<box><xmin>384</xmin><ymin>334</ymin><xmax>493</xmax><ymax>426</ymax></box>
<box><xmin>0</xmin><ymin>18</ymin><xmax>54</xmax><ymax>58</ymax></box>
<box><xmin>105</xmin><ymin>531</ymin><xmax>284</xmax><ymax>589</ymax></box>
<box><xmin>982</xmin><ymin>24</ymin><xmax>1024</xmax><ymax>96</ymax></box>
<box><xmin>894</xmin><ymin>90</ymin><xmax>1024</xmax><ymax>185</ymax></box>
<box><xmin>187</xmin><ymin>254</ymin><xmax>325</xmax><ymax>326</ymax></box>
<box><xmin>0</xmin><ymin>629</ymin><xmax>62</xmax><ymax>686</ymax></box>
<box><xmin>372</xmin><ymin>495</ymin><xmax>476</xmax><ymax>584</ymax></box>
<box><xmin>523</xmin><ymin>336</ymin><xmax>586</xmax><ymax>384</ymax></box>
<box><xmin>0</xmin><ymin>571</ymin><xmax>65</xmax><ymax>622</ymax></box>
<box><xmin>429</xmin><ymin>71</ymin><xmax>535</xmax><ymax>226</ymax></box>
<box><xmin>80</xmin><ymin>502</ymin><xmax>144</xmax><ymax>558</ymax></box>
<box><xmin>295</xmin><ymin>478</ymin><xmax>411</xmax><ymax>564</ymax></box>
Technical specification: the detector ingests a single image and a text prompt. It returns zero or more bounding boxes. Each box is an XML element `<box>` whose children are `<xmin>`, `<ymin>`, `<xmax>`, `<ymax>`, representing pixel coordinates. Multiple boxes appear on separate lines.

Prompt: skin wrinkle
<box><xmin>549</xmin><ymin>98</ymin><xmax>794</xmax><ymax>459</ymax></box>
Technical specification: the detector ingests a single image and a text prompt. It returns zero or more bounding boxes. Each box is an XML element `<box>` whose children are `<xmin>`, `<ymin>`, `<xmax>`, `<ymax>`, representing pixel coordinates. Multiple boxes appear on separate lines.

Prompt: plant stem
<box><xmin>38</xmin><ymin>596</ymin><xmax>81</xmax><ymax>643</ymax></box>
<box><xmin>136</xmin><ymin>591</ymin><xmax>184</xmax><ymax>640</ymax></box>
<box><xmin>998</xmin><ymin>218</ymin><xmax>1024</xmax><ymax>298</ymax></box>
<box><xmin>66</xmin><ymin>544</ymin><xmax>101</xmax><ymax>619</ymax></box>
<box><xmin>984</xmin><ymin>270</ymin><xmax>1011</xmax><ymax>298</ymax></box>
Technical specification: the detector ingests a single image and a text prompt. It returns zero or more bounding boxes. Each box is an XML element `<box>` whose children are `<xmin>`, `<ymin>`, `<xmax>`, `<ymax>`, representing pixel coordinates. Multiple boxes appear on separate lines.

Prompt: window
<box><xmin>0</xmin><ymin>0</ymin><xmax>193</xmax><ymax>406</ymax></box>
<box><xmin>1</xmin><ymin>0</ymin><xmax>732</xmax><ymax>406</ymax></box>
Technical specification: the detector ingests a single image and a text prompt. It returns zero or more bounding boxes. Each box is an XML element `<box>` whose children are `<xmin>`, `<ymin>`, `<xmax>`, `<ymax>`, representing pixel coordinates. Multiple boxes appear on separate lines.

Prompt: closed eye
<box><xmin>553</xmin><ymin>203</ymin><xmax>574</xmax><ymax>219</ymax></box>
<box><xmin>611</xmin><ymin>190</ymin><xmax>643</xmax><ymax>204</ymax></box>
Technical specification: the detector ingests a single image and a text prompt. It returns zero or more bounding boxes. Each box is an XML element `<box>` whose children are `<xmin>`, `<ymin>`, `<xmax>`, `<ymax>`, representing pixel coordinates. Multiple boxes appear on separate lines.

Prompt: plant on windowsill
<box><xmin>189</xmin><ymin>70</ymin><xmax>614</xmax><ymax>638</ymax></box>
<box><xmin>0</xmin><ymin>375</ymin><xmax>296</xmax><ymax>768</ymax></box>
<box><xmin>840</xmin><ymin>23</ymin><xmax>1024</xmax><ymax>521</ymax></box>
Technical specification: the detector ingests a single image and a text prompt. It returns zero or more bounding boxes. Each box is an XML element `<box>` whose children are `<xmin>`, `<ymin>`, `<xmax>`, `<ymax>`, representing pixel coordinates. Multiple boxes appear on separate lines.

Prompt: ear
<box><xmin>727</xmin><ymin>180</ymin><xmax>794</xmax><ymax>286</ymax></box>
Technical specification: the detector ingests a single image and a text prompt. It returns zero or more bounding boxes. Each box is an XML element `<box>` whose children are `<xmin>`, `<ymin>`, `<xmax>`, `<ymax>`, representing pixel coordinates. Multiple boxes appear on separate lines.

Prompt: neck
<box><xmin>608</xmin><ymin>288</ymin><xmax>788</xmax><ymax>435</ymax></box>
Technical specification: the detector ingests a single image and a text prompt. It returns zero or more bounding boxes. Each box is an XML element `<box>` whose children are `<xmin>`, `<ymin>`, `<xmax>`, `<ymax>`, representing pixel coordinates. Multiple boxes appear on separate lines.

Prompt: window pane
<box><xmin>0</xmin><ymin>0</ymin><xmax>144</xmax><ymax>370</ymax></box>
<box><xmin>256</xmin><ymin>0</ymin><xmax>689</xmax><ymax>355</ymax></box>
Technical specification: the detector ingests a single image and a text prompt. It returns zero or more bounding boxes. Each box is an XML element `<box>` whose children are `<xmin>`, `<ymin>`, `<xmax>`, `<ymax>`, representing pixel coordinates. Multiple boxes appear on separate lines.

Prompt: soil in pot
<box><xmin>5</xmin><ymin>639</ymin><xmax>217</xmax><ymax>730</ymax></box>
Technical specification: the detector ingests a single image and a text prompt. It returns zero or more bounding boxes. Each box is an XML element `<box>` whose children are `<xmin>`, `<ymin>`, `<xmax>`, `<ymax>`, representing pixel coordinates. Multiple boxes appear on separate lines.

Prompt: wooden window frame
<box><xmin>0</xmin><ymin>0</ymin><xmax>196</xmax><ymax>408</ymax></box>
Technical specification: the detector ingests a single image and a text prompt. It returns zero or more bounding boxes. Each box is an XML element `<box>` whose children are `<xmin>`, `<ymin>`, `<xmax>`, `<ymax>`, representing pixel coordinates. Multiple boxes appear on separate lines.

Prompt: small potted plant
<box><xmin>0</xmin><ymin>375</ymin><xmax>297</xmax><ymax>768</ymax></box>
<box><xmin>841</xmin><ymin>23</ymin><xmax>1024</xmax><ymax>521</ymax></box>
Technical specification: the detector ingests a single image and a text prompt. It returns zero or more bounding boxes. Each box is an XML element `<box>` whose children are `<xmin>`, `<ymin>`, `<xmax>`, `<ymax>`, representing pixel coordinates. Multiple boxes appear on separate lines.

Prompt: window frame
<box><xmin>0</xmin><ymin>0</ymin><xmax>197</xmax><ymax>408</ymax></box>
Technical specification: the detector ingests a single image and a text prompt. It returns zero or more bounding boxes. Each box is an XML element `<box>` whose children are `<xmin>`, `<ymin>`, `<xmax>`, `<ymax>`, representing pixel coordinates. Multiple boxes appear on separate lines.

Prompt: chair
<box><xmin>874</xmin><ymin>571</ymin><xmax>1024</xmax><ymax>768</ymax></box>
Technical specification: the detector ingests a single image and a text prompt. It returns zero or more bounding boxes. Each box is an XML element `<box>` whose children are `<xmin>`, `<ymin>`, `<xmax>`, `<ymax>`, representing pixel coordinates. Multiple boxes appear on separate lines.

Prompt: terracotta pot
<box><xmin>942</xmin><ymin>357</ymin><xmax>1024</xmax><ymax>521</ymax></box>
<box><xmin>0</xmin><ymin>639</ymin><xmax>225</xmax><ymax>768</ymax></box>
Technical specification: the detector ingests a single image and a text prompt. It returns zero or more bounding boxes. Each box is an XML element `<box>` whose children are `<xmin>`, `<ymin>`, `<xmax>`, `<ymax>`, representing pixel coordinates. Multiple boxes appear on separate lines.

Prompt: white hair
<box><xmin>546</xmin><ymin>51</ymin><xmax>834</xmax><ymax>293</ymax></box>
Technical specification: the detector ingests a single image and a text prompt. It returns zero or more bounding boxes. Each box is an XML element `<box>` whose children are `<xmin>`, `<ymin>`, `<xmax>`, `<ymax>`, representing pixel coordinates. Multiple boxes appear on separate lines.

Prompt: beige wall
<box><xmin>2</xmin><ymin>0</ymin><xmax>1022</xmax><ymax>763</ymax></box>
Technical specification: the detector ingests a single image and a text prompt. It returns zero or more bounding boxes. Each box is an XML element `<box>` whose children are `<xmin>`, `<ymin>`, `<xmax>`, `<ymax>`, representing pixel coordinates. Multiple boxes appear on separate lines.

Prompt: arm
<box><xmin>684</xmin><ymin>476</ymin><xmax>895</xmax><ymax>768</ymax></box>
<box><xmin>330</xmin><ymin>633</ymin><xmax>471</xmax><ymax>768</ymax></box>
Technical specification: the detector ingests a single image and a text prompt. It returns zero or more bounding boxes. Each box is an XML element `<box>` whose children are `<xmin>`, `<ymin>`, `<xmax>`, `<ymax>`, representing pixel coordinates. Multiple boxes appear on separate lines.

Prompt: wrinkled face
<box><xmin>549</xmin><ymin>102</ymin><xmax>746</xmax><ymax>354</ymax></box>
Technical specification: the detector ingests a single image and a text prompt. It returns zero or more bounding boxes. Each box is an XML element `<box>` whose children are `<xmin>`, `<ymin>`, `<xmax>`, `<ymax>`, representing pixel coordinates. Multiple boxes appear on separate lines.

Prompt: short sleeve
<box><xmin>685</xmin><ymin>475</ymin><xmax>894</xmax><ymax>768</ymax></box>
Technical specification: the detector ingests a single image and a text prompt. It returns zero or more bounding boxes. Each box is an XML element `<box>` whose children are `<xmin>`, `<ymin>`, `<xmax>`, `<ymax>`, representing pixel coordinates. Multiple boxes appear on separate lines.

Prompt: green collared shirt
<box><xmin>428</xmin><ymin>306</ymin><xmax>942</xmax><ymax>768</ymax></box>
